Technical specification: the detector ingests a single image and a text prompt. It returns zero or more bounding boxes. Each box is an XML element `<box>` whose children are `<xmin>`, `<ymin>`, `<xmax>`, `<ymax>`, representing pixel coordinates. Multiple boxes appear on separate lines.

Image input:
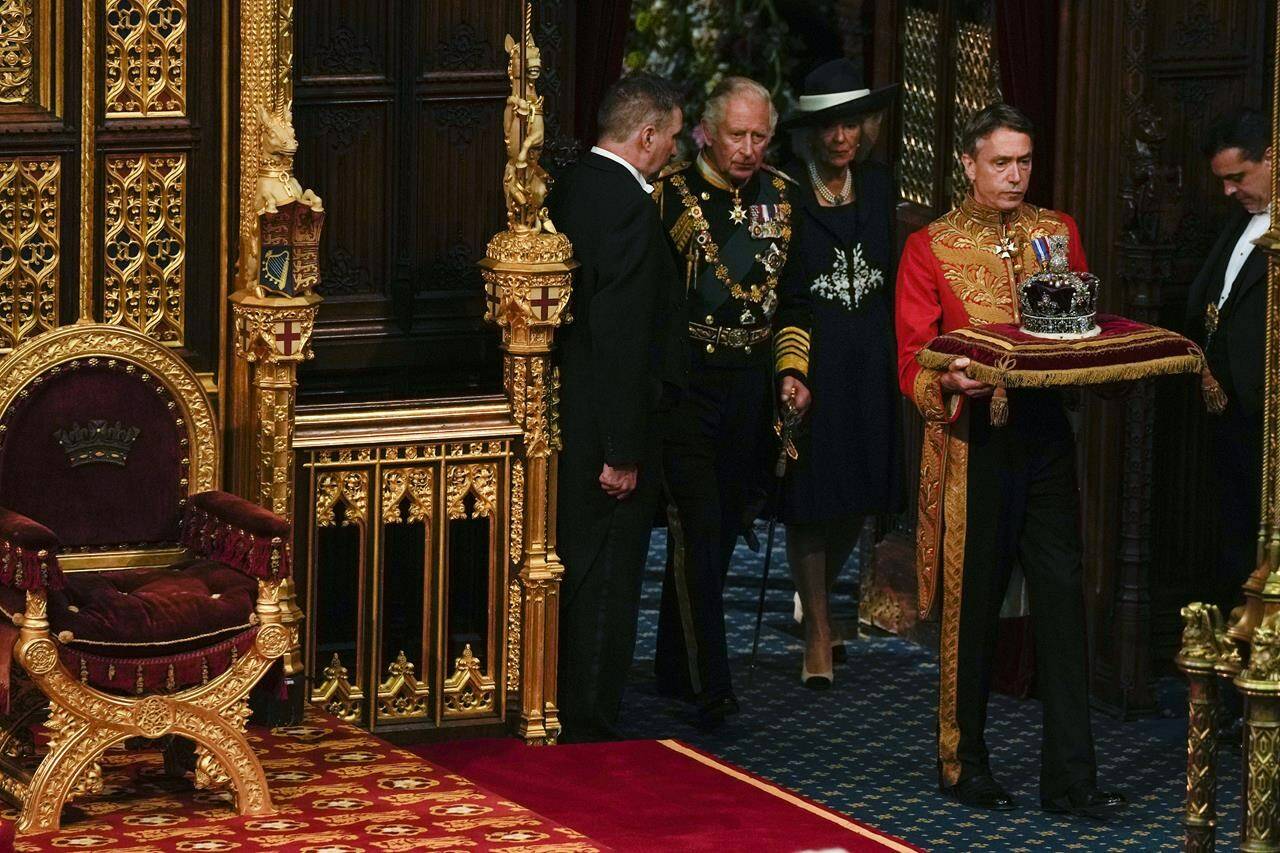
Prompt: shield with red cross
<box><xmin>527</xmin><ymin>283</ymin><xmax>561</xmax><ymax>321</ymax></box>
<box><xmin>273</xmin><ymin>319</ymin><xmax>305</xmax><ymax>357</ymax></box>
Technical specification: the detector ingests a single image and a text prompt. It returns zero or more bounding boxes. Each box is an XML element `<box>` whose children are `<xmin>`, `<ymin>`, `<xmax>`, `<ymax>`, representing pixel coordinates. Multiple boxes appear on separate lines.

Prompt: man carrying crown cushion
<box><xmin>895</xmin><ymin>103</ymin><xmax>1125</xmax><ymax>818</ymax></box>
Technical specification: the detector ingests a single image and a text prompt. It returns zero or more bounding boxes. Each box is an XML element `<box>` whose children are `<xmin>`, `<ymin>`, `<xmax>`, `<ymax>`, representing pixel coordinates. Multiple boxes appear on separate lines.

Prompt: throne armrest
<box><xmin>179</xmin><ymin>491</ymin><xmax>291</xmax><ymax>580</ymax></box>
<box><xmin>0</xmin><ymin>507</ymin><xmax>64</xmax><ymax>591</ymax></box>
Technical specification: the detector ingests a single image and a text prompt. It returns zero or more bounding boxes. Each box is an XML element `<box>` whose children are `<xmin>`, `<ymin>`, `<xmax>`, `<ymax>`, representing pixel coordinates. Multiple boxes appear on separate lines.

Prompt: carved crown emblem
<box><xmin>54</xmin><ymin>420</ymin><xmax>141</xmax><ymax>467</ymax></box>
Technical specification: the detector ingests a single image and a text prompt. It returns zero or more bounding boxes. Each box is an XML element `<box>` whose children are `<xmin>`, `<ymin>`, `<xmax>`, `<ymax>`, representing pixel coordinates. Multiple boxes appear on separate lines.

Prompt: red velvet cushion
<box><xmin>48</xmin><ymin>559</ymin><xmax>257</xmax><ymax>658</ymax></box>
<box><xmin>0</xmin><ymin>362</ymin><xmax>187</xmax><ymax>548</ymax></box>
<box><xmin>915</xmin><ymin>314</ymin><xmax>1204</xmax><ymax>387</ymax></box>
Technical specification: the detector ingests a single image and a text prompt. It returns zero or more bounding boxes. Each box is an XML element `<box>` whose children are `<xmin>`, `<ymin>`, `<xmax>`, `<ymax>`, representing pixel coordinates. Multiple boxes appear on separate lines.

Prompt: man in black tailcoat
<box><xmin>1187</xmin><ymin>108</ymin><xmax>1271</xmax><ymax>617</ymax></box>
<box><xmin>548</xmin><ymin>73</ymin><xmax>688</xmax><ymax>742</ymax></box>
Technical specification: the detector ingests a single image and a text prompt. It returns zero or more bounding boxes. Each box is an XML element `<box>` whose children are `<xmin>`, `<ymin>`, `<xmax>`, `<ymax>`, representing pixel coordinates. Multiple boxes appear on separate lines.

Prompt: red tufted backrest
<box><xmin>0</xmin><ymin>359</ymin><xmax>188</xmax><ymax>549</ymax></box>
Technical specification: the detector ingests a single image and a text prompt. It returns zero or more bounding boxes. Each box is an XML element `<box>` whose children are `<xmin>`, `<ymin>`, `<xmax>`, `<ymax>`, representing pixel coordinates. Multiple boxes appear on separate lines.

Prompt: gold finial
<box><xmin>501</xmin><ymin>1</ymin><xmax>555</xmax><ymax>235</ymax></box>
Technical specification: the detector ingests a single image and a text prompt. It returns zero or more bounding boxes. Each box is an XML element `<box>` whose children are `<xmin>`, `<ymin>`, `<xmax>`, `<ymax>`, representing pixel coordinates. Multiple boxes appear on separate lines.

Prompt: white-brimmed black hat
<box><xmin>783</xmin><ymin>59</ymin><xmax>899</xmax><ymax>129</ymax></box>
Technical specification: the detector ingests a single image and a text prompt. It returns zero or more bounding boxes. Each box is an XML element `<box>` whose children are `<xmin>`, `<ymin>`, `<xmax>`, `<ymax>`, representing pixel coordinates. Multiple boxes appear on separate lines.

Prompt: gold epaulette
<box><xmin>773</xmin><ymin>326</ymin><xmax>810</xmax><ymax>378</ymax></box>
<box><xmin>762</xmin><ymin>163</ymin><xmax>798</xmax><ymax>185</ymax></box>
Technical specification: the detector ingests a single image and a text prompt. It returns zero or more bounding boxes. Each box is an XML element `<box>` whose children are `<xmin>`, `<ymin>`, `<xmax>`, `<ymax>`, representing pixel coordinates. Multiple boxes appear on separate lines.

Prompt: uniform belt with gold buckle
<box><xmin>687</xmin><ymin>321</ymin><xmax>771</xmax><ymax>353</ymax></box>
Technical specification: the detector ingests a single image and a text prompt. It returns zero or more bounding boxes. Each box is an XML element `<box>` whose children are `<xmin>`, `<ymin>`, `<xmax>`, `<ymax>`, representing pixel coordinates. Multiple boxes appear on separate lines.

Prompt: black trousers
<box><xmin>940</xmin><ymin>393</ymin><xmax>1096</xmax><ymax>797</ymax></box>
<box><xmin>557</xmin><ymin>426</ymin><xmax>663</xmax><ymax>737</ymax></box>
<box><xmin>1208</xmin><ymin>402</ymin><xmax>1263</xmax><ymax>618</ymax></box>
<box><xmin>656</xmin><ymin>361</ymin><xmax>771</xmax><ymax>705</ymax></box>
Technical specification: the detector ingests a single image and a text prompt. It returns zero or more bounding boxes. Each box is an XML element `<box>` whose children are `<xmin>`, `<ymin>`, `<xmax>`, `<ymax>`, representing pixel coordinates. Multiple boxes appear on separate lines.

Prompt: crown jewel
<box><xmin>1018</xmin><ymin>235</ymin><xmax>1100</xmax><ymax>339</ymax></box>
<box><xmin>54</xmin><ymin>420</ymin><xmax>141</xmax><ymax>467</ymax></box>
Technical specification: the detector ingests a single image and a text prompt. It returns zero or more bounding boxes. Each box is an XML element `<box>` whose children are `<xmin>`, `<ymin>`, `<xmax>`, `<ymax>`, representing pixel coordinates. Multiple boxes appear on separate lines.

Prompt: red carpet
<box><xmin>415</xmin><ymin>738</ymin><xmax>921</xmax><ymax>852</ymax></box>
<box><xmin>8</xmin><ymin>710</ymin><xmax>599</xmax><ymax>852</ymax></box>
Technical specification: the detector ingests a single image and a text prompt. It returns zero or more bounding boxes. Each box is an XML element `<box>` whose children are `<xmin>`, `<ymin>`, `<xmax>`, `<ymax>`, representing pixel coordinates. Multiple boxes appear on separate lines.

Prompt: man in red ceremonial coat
<box><xmin>895</xmin><ymin>103</ymin><xmax>1125</xmax><ymax>818</ymax></box>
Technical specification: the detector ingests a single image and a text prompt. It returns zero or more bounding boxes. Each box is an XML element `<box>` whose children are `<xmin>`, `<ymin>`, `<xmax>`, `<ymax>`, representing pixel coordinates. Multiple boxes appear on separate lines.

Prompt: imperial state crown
<box><xmin>1019</xmin><ymin>235</ymin><xmax>1100</xmax><ymax>339</ymax></box>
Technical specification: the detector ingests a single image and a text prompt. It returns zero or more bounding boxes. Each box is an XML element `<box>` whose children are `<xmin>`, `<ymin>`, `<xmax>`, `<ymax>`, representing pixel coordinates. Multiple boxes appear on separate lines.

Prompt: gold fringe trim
<box><xmin>915</xmin><ymin>350</ymin><xmax>1204</xmax><ymax>389</ymax></box>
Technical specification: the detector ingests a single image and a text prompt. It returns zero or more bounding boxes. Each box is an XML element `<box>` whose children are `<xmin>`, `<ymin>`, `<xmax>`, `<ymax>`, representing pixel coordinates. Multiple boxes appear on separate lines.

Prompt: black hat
<box><xmin>782</xmin><ymin>59</ymin><xmax>899</xmax><ymax>130</ymax></box>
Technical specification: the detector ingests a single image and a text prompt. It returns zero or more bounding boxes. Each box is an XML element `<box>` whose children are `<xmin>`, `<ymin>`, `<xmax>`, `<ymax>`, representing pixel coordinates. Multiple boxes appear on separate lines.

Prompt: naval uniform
<box><xmin>652</xmin><ymin>154</ymin><xmax>811</xmax><ymax>711</ymax></box>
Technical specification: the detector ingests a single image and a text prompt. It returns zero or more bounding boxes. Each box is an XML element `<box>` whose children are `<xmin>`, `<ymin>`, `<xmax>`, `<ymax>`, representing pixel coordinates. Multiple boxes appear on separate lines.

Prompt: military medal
<box><xmin>749</xmin><ymin>204</ymin><xmax>785</xmax><ymax>239</ymax></box>
<box><xmin>993</xmin><ymin>235</ymin><xmax>1018</xmax><ymax>260</ymax></box>
<box><xmin>730</xmin><ymin>188</ymin><xmax>747</xmax><ymax>225</ymax></box>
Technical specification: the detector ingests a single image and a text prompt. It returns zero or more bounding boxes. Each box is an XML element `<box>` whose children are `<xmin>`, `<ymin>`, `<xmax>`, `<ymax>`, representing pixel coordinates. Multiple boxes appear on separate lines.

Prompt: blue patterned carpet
<box><xmin>615</xmin><ymin>527</ymin><xmax>1241</xmax><ymax>851</ymax></box>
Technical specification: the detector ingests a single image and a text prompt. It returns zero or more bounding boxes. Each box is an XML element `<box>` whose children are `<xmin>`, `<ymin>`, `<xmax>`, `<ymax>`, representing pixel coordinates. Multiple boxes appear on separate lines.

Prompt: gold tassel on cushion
<box><xmin>1201</xmin><ymin>367</ymin><xmax>1227</xmax><ymax>414</ymax></box>
<box><xmin>990</xmin><ymin>386</ymin><xmax>1009</xmax><ymax>427</ymax></box>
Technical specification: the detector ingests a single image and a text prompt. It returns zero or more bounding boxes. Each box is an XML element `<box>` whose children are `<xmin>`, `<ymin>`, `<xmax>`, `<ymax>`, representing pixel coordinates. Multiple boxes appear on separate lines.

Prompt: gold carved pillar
<box><xmin>231</xmin><ymin>0</ymin><xmax>318</xmax><ymax>698</ymax></box>
<box><xmin>480</xmin><ymin>1</ymin><xmax>576</xmax><ymax>745</ymax></box>
<box><xmin>1181</xmin><ymin>11</ymin><xmax>1280</xmax><ymax>848</ymax></box>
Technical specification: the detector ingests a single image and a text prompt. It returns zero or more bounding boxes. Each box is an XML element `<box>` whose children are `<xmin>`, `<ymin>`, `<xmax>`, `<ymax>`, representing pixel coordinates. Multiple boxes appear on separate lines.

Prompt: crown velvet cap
<box><xmin>781</xmin><ymin>59</ymin><xmax>900</xmax><ymax>129</ymax></box>
<box><xmin>1019</xmin><ymin>235</ymin><xmax>1100</xmax><ymax>338</ymax></box>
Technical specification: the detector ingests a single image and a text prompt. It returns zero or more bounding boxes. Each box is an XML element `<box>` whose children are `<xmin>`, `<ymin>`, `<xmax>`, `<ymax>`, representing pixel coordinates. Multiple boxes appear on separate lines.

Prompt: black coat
<box><xmin>549</xmin><ymin>152</ymin><xmax>688</xmax><ymax>468</ymax></box>
<box><xmin>779</xmin><ymin>160</ymin><xmax>902</xmax><ymax>521</ymax></box>
<box><xmin>1186</xmin><ymin>208</ymin><xmax>1267</xmax><ymax>417</ymax></box>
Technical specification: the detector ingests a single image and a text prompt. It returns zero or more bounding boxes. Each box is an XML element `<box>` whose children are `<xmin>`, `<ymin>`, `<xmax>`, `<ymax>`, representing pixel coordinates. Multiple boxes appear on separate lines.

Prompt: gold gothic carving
<box><xmin>311</xmin><ymin>654</ymin><xmax>362</xmax><ymax>724</ymax></box>
<box><xmin>900</xmin><ymin>6</ymin><xmax>939</xmax><ymax>208</ymax></box>
<box><xmin>104</xmin><ymin>152</ymin><xmax>187</xmax><ymax>344</ymax></box>
<box><xmin>446</xmin><ymin>463</ymin><xmax>498</xmax><ymax>520</ymax></box>
<box><xmin>382</xmin><ymin>468</ymin><xmax>433</xmax><ymax>525</ymax></box>
<box><xmin>950</xmin><ymin>21</ymin><xmax>1002</xmax><ymax>205</ymax></box>
<box><xmin>0</xmin><ymin>156</ymin><xmax>58</xmax><ymax>350</ymax></box>
<box><xmin>0</xmin><ymin>1</ymin><xmax>35</xmax><ymax>104</ymax></box>
<box><xmin>104</xmin><ymin>0</ymin><xmax>187</xmax><ymax>117</ymax></box>
<box><xmin>477</xmin><ymin>0</ymin><xmax>575</xmax><ymax>744</ymax></box>
<box><xmin>507</xmin><ymin>579</ymin><xmax>521</xmax><ymax>694</ymax></box>
<box><xmin>376</xmin><ymin>651</ymin><xmax>430</xmax><ymax>721</ymax></box>
<box><xmin>502</xmin><ymin>4</ymin><xmax>552</xmax><ymax>235</ymax></box>
<box><xmin>510</xmin><ymin>461</ymin><xmax>525</xmax><ymax>564</ymax></box>
<box><xmin>441</xmin><ymin>644</ymin><xmax>496</xmax><ymax>718</ymax></box>
<box><xmin>316</xmin><ymin>470</ymin><xmax>368</xmax><ymax>527</ymax></box>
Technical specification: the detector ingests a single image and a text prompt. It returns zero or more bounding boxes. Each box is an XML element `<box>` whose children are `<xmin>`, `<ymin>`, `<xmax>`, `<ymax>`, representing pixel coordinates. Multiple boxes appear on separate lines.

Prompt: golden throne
<box><xmin>0</xmin><ymin>325</ymin><xmax>291</xmax><ymax>834</ymax></box>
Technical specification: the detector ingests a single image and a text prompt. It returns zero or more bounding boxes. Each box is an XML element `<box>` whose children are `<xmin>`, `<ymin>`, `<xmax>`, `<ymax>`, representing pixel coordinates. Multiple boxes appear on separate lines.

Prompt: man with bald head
<box><xmin>651</xmin><ymin>77</ymin><xmax>811</xmax><ymax>729</ymax></box>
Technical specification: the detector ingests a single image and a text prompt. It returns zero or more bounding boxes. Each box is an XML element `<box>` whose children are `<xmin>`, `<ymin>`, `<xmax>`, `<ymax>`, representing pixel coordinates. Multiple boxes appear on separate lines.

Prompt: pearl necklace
<box><xmin>807</xmin><ymin>160</ymin><xmax>852</xmax><ymax>206</ymax></box>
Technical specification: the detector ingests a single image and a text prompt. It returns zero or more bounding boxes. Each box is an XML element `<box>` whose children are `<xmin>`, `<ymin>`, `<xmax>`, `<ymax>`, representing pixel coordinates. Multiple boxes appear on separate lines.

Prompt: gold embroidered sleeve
<box><xmin>913</xmin><ymin>367</ymin><xmax>961</xmax><ymax>423</ymax></box>
<box><xmin>773</xmin><ymin>326</ymin><xmax>810</xmax><ymax>378</ymax></box>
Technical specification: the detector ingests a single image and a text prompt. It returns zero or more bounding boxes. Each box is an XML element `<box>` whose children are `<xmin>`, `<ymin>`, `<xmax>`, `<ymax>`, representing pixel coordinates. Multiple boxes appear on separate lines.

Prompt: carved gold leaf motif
<box><xmin>441</xmin><ymin>644</ymin><xmax>495</xmax><ymax>718</ymax></box>
<box><xmin>104</xmin><ymin>153</ymin><xmax>187</xmax><ymax>344</ymax></box>
<box><xmin>316</xmin><ymin>470</ymin><xmax>368</xmax><ymax>527</ymax></box>
<box><xmin>382</xmin><ymin>467</ymin><xmax>433</xmax><ymax>525</ymax></box>
<box><xmin>446</xmin><ymin>463</ymin><xmax>498</xmax><ymax>520</ymax></box>
<box><xmin>105</xmin><ymin>0</ymin><xmax>187</xmax><ymax>117</ymax></box>
<box><xmin>0</xmin><ymin>156</ymin><xmax>58</xmax><ymax>350</ymax></box>
<box><xmin>376</xmin><ymin>651</ymin><xmax>430</xmax><ymax>720</ymax></box>
<box><xmin>0</xmin><ymin>1</ymin><xmax>34</xmax><ymax>104</ymax></box>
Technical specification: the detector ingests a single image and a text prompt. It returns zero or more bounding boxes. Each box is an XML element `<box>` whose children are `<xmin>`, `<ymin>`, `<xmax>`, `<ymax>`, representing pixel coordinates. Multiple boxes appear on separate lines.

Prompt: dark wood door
<box><xmin>293</xmin><ymin>0</ymin><xmax>574</xmax><ymax>402</ymax></box>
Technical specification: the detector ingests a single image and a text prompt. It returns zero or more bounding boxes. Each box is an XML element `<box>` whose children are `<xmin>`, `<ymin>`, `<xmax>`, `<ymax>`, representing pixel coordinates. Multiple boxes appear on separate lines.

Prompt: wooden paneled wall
<box><xmin>291</xmin><ymin>0</ymin><xmax>574</xmax><ymax>402</ymax></box>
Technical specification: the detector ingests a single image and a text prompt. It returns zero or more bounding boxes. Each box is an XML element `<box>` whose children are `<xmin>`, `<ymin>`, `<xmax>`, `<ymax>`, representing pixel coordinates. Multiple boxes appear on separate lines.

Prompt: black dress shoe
<box><xmin>694</xmin><ymin>695</ymin><xmax>739</xmax><ymax>730</ymax></box>
<box><xmin>1042</xmin><ymin>783</ymin><xmax>1127</xmax><ymax>820</ymax></box>
<box><xmin>942</xmin><ymin>775</ymin><xmax>1017</xmax><ymax>811</ymax></box>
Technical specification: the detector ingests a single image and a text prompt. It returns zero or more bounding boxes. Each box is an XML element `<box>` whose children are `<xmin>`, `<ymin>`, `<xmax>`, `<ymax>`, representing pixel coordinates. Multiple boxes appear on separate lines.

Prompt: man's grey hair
<box><xmin>702</xmin><ymin>77</ymin><xmax>778</xmax><ymax>135</ymax></box>
<box><xmin>597</xmin><ymin>72</ymin><xmax>682</xmax><ymax>143</ymax></box>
